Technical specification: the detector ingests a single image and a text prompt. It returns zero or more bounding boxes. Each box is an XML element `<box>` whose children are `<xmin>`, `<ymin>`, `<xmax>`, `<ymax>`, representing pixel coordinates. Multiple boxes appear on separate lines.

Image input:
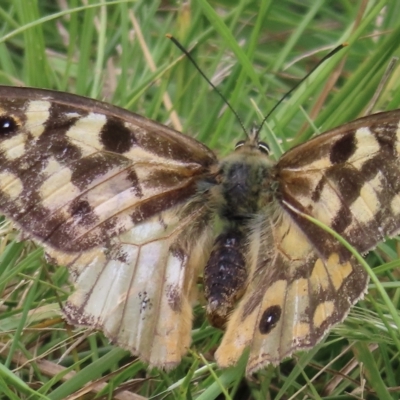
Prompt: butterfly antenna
<box><xmin>166</xmin><ymin>34</ymin><xmax>248</xmax><ymax>137</ymax></box>
<box><xmin>256</xmin><ymin>43</ymin><xmax>348</xmax><ymax>136</ymax></box>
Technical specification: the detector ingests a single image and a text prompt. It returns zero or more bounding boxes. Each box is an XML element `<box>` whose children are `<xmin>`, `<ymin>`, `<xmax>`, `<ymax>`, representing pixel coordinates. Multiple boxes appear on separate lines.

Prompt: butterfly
<box><xmin>0</xmin><ymin>85</ymin><xmax>398</xmax><ymax>374</ymax></box>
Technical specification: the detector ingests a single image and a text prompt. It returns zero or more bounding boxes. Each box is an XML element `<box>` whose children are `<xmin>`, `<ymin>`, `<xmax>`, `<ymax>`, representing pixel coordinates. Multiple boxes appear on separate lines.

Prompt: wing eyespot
<box><xmin>0</xmin><ymin>115</ymin><xmax>19</xmax><ymax>136</ymax></box>
<box><xmin>259</xmin><ymin>305</ymin><xmax>282</xmax><ymax>334</ymax></box>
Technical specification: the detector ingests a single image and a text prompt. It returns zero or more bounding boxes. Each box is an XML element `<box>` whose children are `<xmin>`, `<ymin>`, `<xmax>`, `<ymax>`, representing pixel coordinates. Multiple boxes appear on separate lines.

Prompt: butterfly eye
<box><xmin>234</xmin><ymin>140</ymin><xmax>245</xmax><ymax>150</ymax></box>
<box><xmin>235</xmin><ymin>140</ymin><xmax>270</xmax><ymax>154</ymax></box>
<box><xmin>258</xmin><ymin>141</ymin><xmax>270</xmax><ymax>154</ymax></box>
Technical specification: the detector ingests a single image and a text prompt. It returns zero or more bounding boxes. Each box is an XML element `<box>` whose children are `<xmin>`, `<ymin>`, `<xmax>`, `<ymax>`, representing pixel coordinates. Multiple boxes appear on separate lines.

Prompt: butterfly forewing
<box><xmin>0</xmin><ymin>85</ymin><xmax>399</xmax><ymax>373</ymax></box>
<box><xmin>278</xmin><ymin>110</ymin><xmax>400</xmax><ymax>252</ymax></box>
<box><xmin>0</xmin><ymin>87</ymin><xmax>216</xmax><ymax>249</ymax></box>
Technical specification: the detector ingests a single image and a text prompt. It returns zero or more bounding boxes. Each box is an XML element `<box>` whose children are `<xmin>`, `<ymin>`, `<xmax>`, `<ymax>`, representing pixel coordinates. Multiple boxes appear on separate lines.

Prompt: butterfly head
<box><xmin>234</xmin><ymin>126</ymin><xmax>270</xmax><ymax>155</ymax></box>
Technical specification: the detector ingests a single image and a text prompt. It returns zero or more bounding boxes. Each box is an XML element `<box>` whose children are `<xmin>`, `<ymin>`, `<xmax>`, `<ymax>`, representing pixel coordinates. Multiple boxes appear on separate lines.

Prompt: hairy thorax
<box><xmin>216</xmin><ymin>149</ymin><xmax>276</xmax><ymax>218</ymax></box>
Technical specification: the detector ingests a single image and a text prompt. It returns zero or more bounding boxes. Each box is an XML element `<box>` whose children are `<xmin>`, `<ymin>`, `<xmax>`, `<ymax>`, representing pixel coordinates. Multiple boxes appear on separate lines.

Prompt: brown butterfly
<box><xmin>0</xmin><ymin>85</ymin><xmax>397</xmax><ymax>373</ymax></box>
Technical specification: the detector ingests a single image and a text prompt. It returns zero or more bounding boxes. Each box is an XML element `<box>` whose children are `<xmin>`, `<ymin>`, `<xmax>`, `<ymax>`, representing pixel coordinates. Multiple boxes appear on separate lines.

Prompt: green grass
<box><xmin>1</xmin><ymin>0</ymin><xmax>400</xmax><ymax>399</ymax></box>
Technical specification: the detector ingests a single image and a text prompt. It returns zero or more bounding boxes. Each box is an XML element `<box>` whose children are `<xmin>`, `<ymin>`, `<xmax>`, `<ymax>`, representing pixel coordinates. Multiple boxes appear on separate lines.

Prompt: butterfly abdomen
<box><xmin>204</xmin><ymin>227</ymin><xmax>248</xmax><ymax>328</ymax></box>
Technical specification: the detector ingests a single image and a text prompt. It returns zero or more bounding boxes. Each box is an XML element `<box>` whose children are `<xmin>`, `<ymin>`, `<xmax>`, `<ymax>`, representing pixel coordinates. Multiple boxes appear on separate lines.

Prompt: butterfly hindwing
<box><xmin>215</xmin><ymin>208</ymin><xmax>368</xmax><ymax>373</ymax></box>
<box><xmin>50</xmin><ymin>204</ymin><xmax>213</xmax><ymax>368</ymax></box>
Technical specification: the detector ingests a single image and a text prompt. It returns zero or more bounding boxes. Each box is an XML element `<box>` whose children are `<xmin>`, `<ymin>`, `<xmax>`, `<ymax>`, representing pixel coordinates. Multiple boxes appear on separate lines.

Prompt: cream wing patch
<box><xmin>347</xmin><ymin>127</ymin><xmax>380</xmax><ymax>169</ymax></box>
<box><xmin>25</xmin><ymin>100</ymin><xmax>51</xmax><ymax>138</ymax></box>
<box><xmin>0</xmin><ymin>171</ymin><xmax>23</xmax><ymax>200</ymax></box>
<box><xmin>348</xmin><ymin>182</ymin><xmax>379</xmax><ymax>225</ymax></box>
<box><xmin>0</xmin><ymin>133</ymin><xmax>26</xmax><ymax>160</ymax></box>
<box><xmin>66</xmin><ymin>112</ymin><xmax>106</xmax><ymax>148</ymax></box>
<box><xmin>313</xmin><ymin>301</ymin><xmax>335</xmax><ymax>328</ymax></box>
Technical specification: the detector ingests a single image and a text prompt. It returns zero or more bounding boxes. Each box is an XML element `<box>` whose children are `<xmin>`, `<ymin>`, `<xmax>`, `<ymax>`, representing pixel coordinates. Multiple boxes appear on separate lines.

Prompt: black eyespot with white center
<box><xmin>259</xmin><ymin>305</ymin><xmax>282</xmax><ymax>334</ymax></box>
<box><xmin>0</xmin><ymin>115</ymin><xmax>18</xmax><ymax>136</ymax></box>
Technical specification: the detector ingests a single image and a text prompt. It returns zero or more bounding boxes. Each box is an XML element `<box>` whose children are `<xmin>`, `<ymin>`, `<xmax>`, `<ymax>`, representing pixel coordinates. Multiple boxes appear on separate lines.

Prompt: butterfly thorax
<box><xmin>204</xmin><ymin>143</ymin><xmax>276</xmax><ymax>328</ymax></box>
<box><xmin>215</xmin><ymin>146</ymin><xmax>276</xmax><ymax>219</ymax></box>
